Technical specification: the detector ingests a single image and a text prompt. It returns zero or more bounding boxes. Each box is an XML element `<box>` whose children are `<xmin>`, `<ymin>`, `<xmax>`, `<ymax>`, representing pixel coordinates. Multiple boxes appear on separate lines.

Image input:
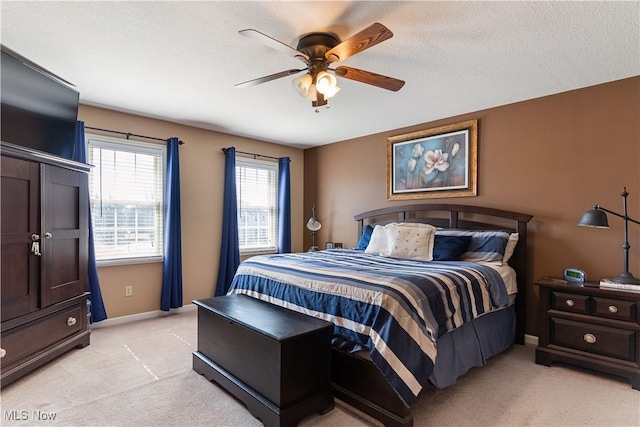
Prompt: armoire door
<box><xmin>1</xmin><ymin>156</ymin><xmax>40</xmax><ymax>321</ymax></box>
<box><xmin>40</xmin><ymin>164</ymin><xmax>88</xmax><ymax>307</ymax></box>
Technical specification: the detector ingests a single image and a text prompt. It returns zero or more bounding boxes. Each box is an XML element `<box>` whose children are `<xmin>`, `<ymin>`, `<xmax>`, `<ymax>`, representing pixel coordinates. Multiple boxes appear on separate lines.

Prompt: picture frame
<box><xmin>387</xmin><ymin>119</ymin><xmax>477</xmax><ymax>200</ymax></box>
<box><xmin>334</xmin><ymin>242</ymin><xmax>343</xmax><ymax>249</ymax></box>
<box><xmin>325</xmin><ymin>242</ymin><xmax>334</xmax><ymax>250</ymax></box>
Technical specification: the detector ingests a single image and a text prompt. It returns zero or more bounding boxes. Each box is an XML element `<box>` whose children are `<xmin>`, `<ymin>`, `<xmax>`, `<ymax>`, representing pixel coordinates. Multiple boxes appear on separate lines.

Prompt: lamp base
<box><xmin>604</xmin><ymin>272</ymin><xmax>640</xmax><ymax>285</ymax></box>
<box><xmin>308</xmin><ymin>246</ymin><xmax>319</xmax><ymax>252</ymax></box>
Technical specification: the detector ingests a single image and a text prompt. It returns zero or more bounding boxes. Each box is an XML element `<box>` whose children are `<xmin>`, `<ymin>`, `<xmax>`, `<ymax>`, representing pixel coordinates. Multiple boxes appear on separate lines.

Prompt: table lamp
<box><xmin>306</xmin><ymin>206</ymin><xmax>322</xmax><ymax>251</ymax></box>
<box><xmin>578</xmin><ymin>187</ymin><xmax>640</xmax><ymax>284</ymax></box>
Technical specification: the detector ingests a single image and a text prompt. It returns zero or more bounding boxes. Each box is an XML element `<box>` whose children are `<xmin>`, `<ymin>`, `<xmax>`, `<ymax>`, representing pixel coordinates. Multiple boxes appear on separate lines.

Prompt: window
<box><xmin>87</xmin><ymin>135</ymin><xmax>166</xmax><ymax>264</ymax></box>
<box><xmin>236</xmin><ymin>157</ymin><xmax>278</xmax><ymax>254</ymax></box>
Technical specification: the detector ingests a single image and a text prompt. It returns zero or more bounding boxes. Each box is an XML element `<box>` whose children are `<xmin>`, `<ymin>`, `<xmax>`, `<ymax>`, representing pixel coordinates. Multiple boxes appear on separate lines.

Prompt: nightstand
<box><xmin>535</xmin><ymin>276</ymin><xmax>640</xmax><ymax>389</ymax></box>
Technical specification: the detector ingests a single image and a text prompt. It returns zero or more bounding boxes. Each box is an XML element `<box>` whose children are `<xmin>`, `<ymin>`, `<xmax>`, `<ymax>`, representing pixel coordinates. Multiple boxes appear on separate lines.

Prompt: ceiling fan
<box><xmin>235</xmin><ymin>22</ymin><xmax>405</xmax><ymax>112</ymax></box>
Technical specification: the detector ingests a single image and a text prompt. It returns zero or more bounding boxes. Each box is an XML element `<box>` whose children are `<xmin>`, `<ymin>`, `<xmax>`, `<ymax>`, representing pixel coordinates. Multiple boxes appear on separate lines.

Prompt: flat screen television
<box><xmin>1</xmin><ymin>45</ymin><xmax>80</xmax><ymax>161</ymax></box>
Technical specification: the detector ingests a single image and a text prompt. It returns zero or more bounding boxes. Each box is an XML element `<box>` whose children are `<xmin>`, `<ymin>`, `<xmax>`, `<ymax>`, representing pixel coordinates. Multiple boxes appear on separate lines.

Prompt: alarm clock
<box><xmin>563</xmin><ymin>268</ymin><xmax>587</xmax><ymax>283</ymax></box>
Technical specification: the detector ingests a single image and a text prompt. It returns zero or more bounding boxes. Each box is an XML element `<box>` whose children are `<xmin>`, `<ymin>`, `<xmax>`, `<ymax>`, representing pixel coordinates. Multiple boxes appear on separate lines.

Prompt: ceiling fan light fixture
<box><xmin>292</xmin><ymin>73</ymin><xmax>313</xmax><ymax>97</ymax></box>
<box><xmin>304</xmin><ymin>84</ymin><xmax>318</xmax><ymax>101</ymax></box>
<box><xmin>322</xmin><ymin>83</ymin><xmax>340</xmax><ymax>98</ymax></box>
<box><xmin>315</xmin><ymin>71</ymin><xmax>338</xmax><ymax>98</ymax></box>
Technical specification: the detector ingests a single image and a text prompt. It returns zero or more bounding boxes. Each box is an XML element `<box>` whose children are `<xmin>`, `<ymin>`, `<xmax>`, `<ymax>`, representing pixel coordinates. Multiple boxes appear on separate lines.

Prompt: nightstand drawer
<box><xmin>551</xmin><ymin>292</ymin><xmax>589</xmax><ymax>314</ymax></box>
<box><xmin>593</xmin><ymin>297</ymin><xmax>637</xmax><ymax>322</ymax></box>
<box><xmin>550</xmin><ymin>317</ymin><xmax>636</xmax><ymax>362</ymax></box>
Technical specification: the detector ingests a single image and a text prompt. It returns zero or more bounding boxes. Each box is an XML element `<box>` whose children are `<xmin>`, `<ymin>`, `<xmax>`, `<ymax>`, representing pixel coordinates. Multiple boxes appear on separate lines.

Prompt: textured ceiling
<box><xmin>1</xmin><ymin>1</ymin><xmax>639</xmax><ymax>148</ymax></box>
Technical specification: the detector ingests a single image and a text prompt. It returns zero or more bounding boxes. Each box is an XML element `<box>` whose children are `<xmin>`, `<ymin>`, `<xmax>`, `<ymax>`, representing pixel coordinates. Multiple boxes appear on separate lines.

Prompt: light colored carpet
<box><xmin>1</xmin><ymin>308</ymin><xmax>638</xmax><ymax>426</ymax></box>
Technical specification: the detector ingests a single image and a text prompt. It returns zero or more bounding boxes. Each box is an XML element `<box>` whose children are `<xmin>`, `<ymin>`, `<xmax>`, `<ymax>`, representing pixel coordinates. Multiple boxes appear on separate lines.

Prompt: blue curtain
<box><xmin>74</xmin><ymin>121</ymin><xmax>107</xmax><ymax>322</ymax></box>
<box><xmin>161</xmin><ymin>138</ymin><xmax>183</xmax><ymax>310</ymax></box>
<box><xmin>277</xmin><ymin>157</ymin><xmax>291</xmax><ymax>253</ymax></box>
<box><xmin>215</xmin><ymin>147</ymin><xmax>240</xmax><ymax>296</ymax></box>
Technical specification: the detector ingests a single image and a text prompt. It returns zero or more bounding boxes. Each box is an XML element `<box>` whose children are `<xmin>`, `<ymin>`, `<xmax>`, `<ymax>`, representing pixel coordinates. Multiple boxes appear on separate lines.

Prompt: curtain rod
<box><xmin>85</xmin><ymin>126</ymin><xmax>185</xmax><ymax>145</ymax></box>
<box><xmin>221</xmin><ymin>147</ymin><xmax>279</xmax><ymax>161</ymax></box>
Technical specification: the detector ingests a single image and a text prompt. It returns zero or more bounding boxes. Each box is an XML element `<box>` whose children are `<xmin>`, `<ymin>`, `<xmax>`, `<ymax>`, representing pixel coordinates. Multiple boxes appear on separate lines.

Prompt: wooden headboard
<box><xmin>354</xmin><ymin>203</ymin><xmax>533</xmax><ymax>344</ymax></box>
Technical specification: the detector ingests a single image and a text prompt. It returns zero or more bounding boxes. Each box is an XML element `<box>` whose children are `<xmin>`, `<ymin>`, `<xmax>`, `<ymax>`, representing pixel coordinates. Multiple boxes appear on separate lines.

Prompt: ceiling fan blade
<box><xmin>235</xmin><ymin>69</ymin><xmax>306</xmax><ymax>89</ymax></box>
<box><xmin>334</xmin><ymin>66</ymin><xmax>405</xmax><ymax>91</ymax></box>
<box><xmin>239</xmin><ymin>29</ymin><xmax>309</xmax><ymax>62</ymax></box>
<box><xmin>325</xmin><ymin>22</ymin><xmax>393</xmax><ymax>63</ymax></box>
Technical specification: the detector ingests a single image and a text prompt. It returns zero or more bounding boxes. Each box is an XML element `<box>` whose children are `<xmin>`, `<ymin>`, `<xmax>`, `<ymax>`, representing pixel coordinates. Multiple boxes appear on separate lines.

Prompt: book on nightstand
<box><xmin>599</xmin><ymin>278</ymin><xmax>640</xmax><ymax>292</ymax></box>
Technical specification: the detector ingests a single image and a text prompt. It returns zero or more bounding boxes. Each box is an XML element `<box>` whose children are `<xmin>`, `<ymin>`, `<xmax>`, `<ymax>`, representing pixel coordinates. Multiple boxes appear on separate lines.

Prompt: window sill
<box><xmin>97</xmin><ymin>256</ymin><xmax>163</xmax><ymax>267</ymax></box>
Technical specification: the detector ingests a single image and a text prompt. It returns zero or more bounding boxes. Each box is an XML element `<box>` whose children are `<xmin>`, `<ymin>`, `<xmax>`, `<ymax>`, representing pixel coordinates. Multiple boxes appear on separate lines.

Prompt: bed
<box><xmin>228</xmin><ymin>204</ymin><xmax>532</xmax><ymax>427</ymax></box>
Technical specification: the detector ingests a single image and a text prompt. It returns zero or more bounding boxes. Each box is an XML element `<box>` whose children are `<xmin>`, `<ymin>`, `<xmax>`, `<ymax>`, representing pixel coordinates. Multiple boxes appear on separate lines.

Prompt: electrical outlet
<box><xmin>125</xmin><ymin>285</ymin><xmax>133</xmax><ymax>297</ymax></box>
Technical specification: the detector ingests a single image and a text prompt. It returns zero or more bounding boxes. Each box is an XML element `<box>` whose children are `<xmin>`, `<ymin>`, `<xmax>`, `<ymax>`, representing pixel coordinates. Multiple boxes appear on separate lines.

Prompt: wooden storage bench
<box><xmin>193</xmin><ymin>294</ymin><xmax>334</xmax><ymax>427</ymax></box>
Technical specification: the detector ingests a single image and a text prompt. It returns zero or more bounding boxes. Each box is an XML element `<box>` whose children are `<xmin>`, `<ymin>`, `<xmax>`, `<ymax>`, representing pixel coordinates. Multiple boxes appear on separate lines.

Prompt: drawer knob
<box><xmin>566</xmin><ymin>299</ymin><xmax>575</xmax><ymax>307</ymax></box>
<box><xmin>608</xmin><ymin>305</ymin><xmax>618</xmax><ymax>314</ymax></box>
<box><xmin>0</xmin><ymin>348</ymin><xmax>6</xmax><ymax>358</ymax></box>
<box><xmin>583</xmin><ymin>333</ymin><xmax>597</xmax><ymax>344</ymax></box>
<box><xmin>67</xmin><ymin>316</ymin><xmax>77</xmax><ymax>326</ymax></box>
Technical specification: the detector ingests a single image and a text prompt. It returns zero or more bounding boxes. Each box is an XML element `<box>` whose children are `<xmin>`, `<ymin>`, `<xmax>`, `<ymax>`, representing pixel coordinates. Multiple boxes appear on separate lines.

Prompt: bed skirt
<box><xmin>430</xmin><ymin>304</ymin><xmax>515</xmax><ymax>388</ymax></box>
<box><xmin>342</xmin><ymin>304</ymin><xmax>515</xmax><ymax>390</ymax></box>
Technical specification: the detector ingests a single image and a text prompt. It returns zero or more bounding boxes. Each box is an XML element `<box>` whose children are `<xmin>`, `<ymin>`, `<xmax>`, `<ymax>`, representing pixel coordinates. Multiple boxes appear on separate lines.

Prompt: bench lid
<box><xmin>194</xmin><ymin>295</ymin><xmax>333</xmax><ymax>341</ymax></box>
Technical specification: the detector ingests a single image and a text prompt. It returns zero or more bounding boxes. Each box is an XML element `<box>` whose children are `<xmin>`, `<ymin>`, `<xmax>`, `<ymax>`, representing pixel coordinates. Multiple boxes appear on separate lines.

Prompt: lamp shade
<box><xmin>306</xmin><ymin>206</ymin><xmax>322</xmax><ymax>232</ymax></box>
<box><xmin>293</xmin><ymin>73</ymin><xmax>314</xmax><ymax>99</ymax></box>
<box><xmin>306</xmin><ymin>217</ymin><xmax>322</xmax><ymax>232</ymax></box>
<box><xmin>320</xmin><ymin>83</ymin><xmax>340</xmax><ymax>98</ymax></box>
<box><xmin>315</xmin><ymin>71</ymin><xmax>339</xmax><ymax>98</ymax></box>
<box><xmin>578</xmin><ymin>208</ymin><xmax>609</xmax><ymax>228</ymax></box>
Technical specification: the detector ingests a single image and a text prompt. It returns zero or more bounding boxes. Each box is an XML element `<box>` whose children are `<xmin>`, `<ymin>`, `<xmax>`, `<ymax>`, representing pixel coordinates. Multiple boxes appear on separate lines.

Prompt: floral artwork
<box><xmin>387</xmin><ymin>120</ymin><xmax>477</xmax><ymax>200</ymax></box>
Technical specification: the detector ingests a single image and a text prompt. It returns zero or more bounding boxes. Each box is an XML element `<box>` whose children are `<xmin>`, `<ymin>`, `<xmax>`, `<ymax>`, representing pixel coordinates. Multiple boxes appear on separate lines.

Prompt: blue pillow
<box><xmin>433</xmin><ymin>235</ymin><xmax>472</xmax><ymax>261</ymax></box>
<box><xmin>356</xmin><ymin>224</ymin><xmax>374</xmax><ymax>250</ymax></box>
<box><xmin>435</xmin><ymin>229</ymin><xmax>511</xmax><ymax>263</ymax></box>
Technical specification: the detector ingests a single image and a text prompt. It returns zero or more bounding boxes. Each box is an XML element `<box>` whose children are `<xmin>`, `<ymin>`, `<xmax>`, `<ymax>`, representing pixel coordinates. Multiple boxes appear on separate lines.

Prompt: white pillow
<box><xmin>501</xmin><ymin>233</ymin><xmax>519</xmax><ymax>265</ymax></box>
<box><xmin>385</xmin><ymin>223</ymin><xmax>436</xmax><ymax>260</ymax></box>
<box><xmin>364</xmin><ymin>225</ymin><xmax>389</xmax><ymax>255</ymax></box>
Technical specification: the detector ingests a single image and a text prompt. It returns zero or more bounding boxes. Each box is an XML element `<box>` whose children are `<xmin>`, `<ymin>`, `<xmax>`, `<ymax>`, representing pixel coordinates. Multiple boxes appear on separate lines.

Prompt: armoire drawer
<box><xmin>1</xmin><ymin>304</ymin><xmax>84</xmax><ymax>371</ymax></box>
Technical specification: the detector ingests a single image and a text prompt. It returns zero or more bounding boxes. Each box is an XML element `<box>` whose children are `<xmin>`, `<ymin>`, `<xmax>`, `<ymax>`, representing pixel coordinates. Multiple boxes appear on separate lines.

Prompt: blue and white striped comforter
<box><xmin>227</xmin><ymin>249</ymin><xmax>510</xmax><ymax>406</ymax></box>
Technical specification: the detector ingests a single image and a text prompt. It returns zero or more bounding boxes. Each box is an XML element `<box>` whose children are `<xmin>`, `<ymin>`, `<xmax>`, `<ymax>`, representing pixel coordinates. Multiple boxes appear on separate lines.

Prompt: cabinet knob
<box><xmin>67</xmin><ymin>317</ymin><xmax>77</xmax><ymax>326</ymax></box>
<box><xmin>0</xmin><ymin>348</ymin><xmax>6</xmax><ymax>358</ymax></box>
<box><xmin>583</xmin><ymin>333</ymin><xmax>597</xmax><ymax>344</ymax></box>
<box><xmin>608</xmin><ymin>305</ymin><xmax>618</xmax><ymax>314</ymax></box>
<box><xmin>44</xmin><ymin>232</ymin><xmax>53</xmax><ymax>239</ymax></box>
<box><xmin>566</xmin><ymin>299</ymin><xmax>575</xmax><ymax>307</ymax></box>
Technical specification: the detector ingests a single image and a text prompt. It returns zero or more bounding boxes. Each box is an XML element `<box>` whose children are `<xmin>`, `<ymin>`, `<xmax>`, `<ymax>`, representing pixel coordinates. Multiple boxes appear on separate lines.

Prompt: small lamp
<box><xmin>578</xmin><ymin>187</ymin><xmax>640</xmax><ymax>284</ymax></box>
<box><xmin>306</xmin><ymin>206</ymin><xmax>322</xmax><ymax>252</ymax></box>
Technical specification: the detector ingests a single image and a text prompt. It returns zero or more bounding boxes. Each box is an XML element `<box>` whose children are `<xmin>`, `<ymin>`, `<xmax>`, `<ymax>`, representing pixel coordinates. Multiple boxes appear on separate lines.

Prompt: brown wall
<box><xmin>79</xmin><ymin>105</ymin><xmax>305</xmax><ymax>319</ymax></box>
<box><xmin>304</xmin><ymin>77</ymin><xmax>640</xmax><ymax>336</ymax></box>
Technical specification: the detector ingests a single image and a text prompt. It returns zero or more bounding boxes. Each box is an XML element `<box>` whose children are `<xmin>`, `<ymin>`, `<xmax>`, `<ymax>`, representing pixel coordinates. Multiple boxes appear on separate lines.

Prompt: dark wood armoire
<box><xmin>1</xmin><ymin>142</ymin><xmax>91</xmax><ymax>387</ymax></box>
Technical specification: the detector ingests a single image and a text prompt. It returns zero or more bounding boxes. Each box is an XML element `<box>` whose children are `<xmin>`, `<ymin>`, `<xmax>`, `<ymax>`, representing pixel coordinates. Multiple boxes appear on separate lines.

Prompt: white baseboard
<box><xmin>91</xmin><ymin>303</ymin><xmax>197</xmax><ymax>329</ymax></box>
<box><xmin>524</xmin><ymin>334</ymin><xmax>539</xmax><ymax>346</ymax></box>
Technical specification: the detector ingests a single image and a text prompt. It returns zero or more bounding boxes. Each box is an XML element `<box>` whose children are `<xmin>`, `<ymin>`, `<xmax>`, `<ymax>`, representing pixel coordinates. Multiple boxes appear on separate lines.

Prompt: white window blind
<box><xmin>236</xmin><ymin>157</ymin><xmax>278</xmax><ymax>253</ymax></box>
<box><xmin>87</xmin><ymin>135</ymin><xmax>165</xmax><ymax>263</ymax></box>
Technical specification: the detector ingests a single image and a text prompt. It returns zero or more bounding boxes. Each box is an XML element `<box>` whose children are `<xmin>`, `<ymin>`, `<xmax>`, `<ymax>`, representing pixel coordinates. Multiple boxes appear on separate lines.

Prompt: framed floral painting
<box><xmin>387</xmin><ymin>119</ymin><xmax>477</xmax><ymax>200</ymax></box>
